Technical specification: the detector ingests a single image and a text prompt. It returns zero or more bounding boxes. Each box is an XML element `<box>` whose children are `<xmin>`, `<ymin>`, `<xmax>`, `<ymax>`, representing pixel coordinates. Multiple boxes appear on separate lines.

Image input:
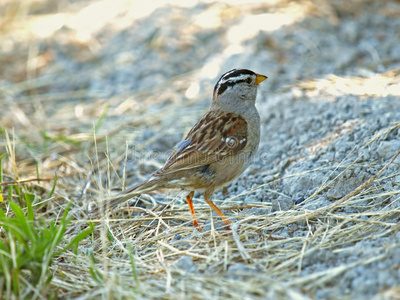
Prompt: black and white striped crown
<box><xmin>213</xmin><ymin>69</ymin><xmax>258</xmax><ymax>97</ymax></box>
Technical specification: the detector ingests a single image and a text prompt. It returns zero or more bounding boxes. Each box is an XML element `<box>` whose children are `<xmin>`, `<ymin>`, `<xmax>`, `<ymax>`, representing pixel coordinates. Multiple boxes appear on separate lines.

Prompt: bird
<box><xmin>92</xmin><ymin>69</ymin><xmax>267</xmax><ymax>228</ymax></box>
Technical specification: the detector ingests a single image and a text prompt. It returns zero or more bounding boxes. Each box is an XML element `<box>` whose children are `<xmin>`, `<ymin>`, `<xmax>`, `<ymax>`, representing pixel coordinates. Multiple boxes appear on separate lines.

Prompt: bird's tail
<box><xmin>90</xmin><ymin>177</ymin><xmax>160</xmax><ymax>216</ymax></box>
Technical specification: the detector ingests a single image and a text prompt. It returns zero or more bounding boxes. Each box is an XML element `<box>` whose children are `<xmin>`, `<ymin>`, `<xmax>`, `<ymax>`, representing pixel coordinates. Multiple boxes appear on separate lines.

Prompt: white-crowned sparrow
<box><xmin>92</xmin><ymin>69</ymin><xmax>267</xmax><ymax>228</ymax></box>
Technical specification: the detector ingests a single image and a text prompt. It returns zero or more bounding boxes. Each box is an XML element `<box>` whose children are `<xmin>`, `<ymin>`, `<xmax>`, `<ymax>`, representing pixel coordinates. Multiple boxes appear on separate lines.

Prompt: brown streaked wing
<box><xmin>154</xmin><ymin>110</ymin><xmax>248</xmax><ymax>175</ymax></box>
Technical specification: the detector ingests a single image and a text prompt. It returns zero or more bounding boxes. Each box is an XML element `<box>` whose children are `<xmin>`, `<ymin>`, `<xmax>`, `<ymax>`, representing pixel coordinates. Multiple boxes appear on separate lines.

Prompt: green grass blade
<box><xmin>0</xmin><ymin>153</ymin><xmax>5</xmax><ymax>183</ymax></box>
<box><xmin>49</xmin><ymin>173</ymin><xmax>58</xmax><ymax>198</ymax></box>
<box><xmin>95</xmin><ymin>104</ymin><xmax>110</xmax><ymax>131</ymax></box>
<box><xmin>24</xmin><ymin>193</ymin><xmax>35</xmax><ymax>221</ymax></box>
<box><xmin>8</xmin><ymin>202</ymin><xmax>36</xmax><ymax>242</ymax></box>
<box><xmin>35</xmin><ymin>160</ymin><xmax>40</xmax><ymax>184</ymax></box>
<box><xmin>89</xmin><ymin>267</ymin><xmax>103</xmax><ymax>284</ymax></box>
<box><xmin>56</xmin><ymin>223</ymin><xmax>94</xmax><ymax>256</ymax></box>
<box><xmin>7</xmin><ymin>185</ymin><xmax>13</xmax><ymax>202</ymax></box>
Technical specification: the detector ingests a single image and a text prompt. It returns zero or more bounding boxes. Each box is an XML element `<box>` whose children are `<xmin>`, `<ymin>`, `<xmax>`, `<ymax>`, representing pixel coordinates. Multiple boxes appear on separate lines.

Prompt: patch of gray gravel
<box><xmin>108</xmin><ymin>2</ymin><xmax>400</xmax><ymax>298</ymax></box>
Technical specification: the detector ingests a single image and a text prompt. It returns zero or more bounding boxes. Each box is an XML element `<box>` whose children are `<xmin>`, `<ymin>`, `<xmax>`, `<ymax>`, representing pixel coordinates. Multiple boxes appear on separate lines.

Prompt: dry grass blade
<box><xmin>272</xmin><ymin>148</ymin><xmax>400</xmax><ymax>227</ymax></box>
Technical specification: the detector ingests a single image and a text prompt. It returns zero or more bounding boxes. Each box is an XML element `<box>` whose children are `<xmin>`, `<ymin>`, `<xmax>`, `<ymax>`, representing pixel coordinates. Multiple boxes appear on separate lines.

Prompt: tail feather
<box><xmin>90</xmin><ymin>178</ymin><xmax>160</xmax><ymax>216</ymax></box>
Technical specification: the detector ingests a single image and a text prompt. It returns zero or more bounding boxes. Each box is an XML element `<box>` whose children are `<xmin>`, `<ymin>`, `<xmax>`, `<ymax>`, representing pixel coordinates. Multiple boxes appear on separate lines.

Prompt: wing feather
<box><xmin>154</xmin><ymin>110</ymin><xmax>248</xmax><ymax>175</ymax></box>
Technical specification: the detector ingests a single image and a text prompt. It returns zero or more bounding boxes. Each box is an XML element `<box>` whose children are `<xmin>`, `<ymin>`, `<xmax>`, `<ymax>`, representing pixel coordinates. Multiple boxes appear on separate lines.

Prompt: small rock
<box><xmin>326</xmin><ymin>171</ymin><xmax>369</xmax><ymax>200</ymax></box>
<box><xmin>302</xmin><ymin>197</ymin><xmax>331</xmax><ymax>210</ymax></box>
<box><xmin>271</xmin><ymin>197</ymin><xmax>294</xmax><ymax>212</ymax></box>
<box><xmin>173</xmin><ymin>256</ymin><xmax>198</xmax><ymax>274</ymax></box>
<box><xmin>377</xmin><ymin>140</ymin><xmax>400</xmax><ymax>160</ymax></box>
<box><xmin>295</xmin><ymin>197</ymin><xmax>305</xmax><ymax>205</ymax></box>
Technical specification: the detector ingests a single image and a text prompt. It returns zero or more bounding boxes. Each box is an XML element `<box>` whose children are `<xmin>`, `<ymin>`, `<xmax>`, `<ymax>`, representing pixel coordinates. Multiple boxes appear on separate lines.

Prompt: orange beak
<box><xmin>255</xmin><ymin>74</ymin><xmax>268</xmax><ymax>85</ymax></box>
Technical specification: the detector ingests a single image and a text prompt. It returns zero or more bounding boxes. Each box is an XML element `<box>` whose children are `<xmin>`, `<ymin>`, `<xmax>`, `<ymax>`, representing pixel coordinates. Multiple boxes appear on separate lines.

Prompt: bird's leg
<box><xmin>186</xmin><ymin>191</ymin><xmax>199</xmax><ymax>227</ymax></box>
<box><xmin>204</xmin><ymin>189</ymin><xmax>231</xmax><ymax>229</ymax></box>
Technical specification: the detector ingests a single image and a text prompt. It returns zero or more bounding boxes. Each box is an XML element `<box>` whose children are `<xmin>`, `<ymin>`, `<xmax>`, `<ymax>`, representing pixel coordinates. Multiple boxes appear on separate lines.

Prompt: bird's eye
<box><xmin>246</xmin><ymin>78</ymin><xmax>252</xmax><ymax>84</ymax></box>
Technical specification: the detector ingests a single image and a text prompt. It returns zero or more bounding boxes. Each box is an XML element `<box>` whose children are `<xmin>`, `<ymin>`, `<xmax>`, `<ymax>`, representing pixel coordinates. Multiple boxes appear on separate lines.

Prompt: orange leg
<box><xmin>204</xmin><ymin>190</ymin><xmax>231</xmax><ymax>229</ymax></box>
<box><xmin>186</xmin><ymin>191</ymin><xmax>199</xmax><ymax>227</ymax></box>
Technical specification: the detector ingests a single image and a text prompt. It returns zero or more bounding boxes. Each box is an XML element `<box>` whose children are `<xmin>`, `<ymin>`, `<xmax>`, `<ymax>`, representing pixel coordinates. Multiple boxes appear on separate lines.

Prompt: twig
<box><xmin>0</xmin><ymin>177</ymin><xmax>53</xmax><ymax>186</ymax></box>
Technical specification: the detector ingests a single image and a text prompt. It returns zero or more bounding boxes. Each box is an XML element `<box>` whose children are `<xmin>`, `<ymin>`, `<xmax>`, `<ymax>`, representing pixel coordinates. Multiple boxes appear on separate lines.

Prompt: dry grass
<box><xmin>1</xmin><ymin>0</ymin><xmax>400</xmax><ymax>299</ymax></box>
<box><xmin>2</xmin><ymin>109</ymin><xmax>399</xmax><ymax>299</ymax></box>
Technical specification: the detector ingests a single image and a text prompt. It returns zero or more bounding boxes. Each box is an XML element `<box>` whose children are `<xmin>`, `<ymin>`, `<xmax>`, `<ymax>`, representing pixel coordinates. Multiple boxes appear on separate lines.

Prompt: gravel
<box><xmin>100</xmin><ymin>1</ymin><xmax>399</xmax><ymax>298</ymax></box>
